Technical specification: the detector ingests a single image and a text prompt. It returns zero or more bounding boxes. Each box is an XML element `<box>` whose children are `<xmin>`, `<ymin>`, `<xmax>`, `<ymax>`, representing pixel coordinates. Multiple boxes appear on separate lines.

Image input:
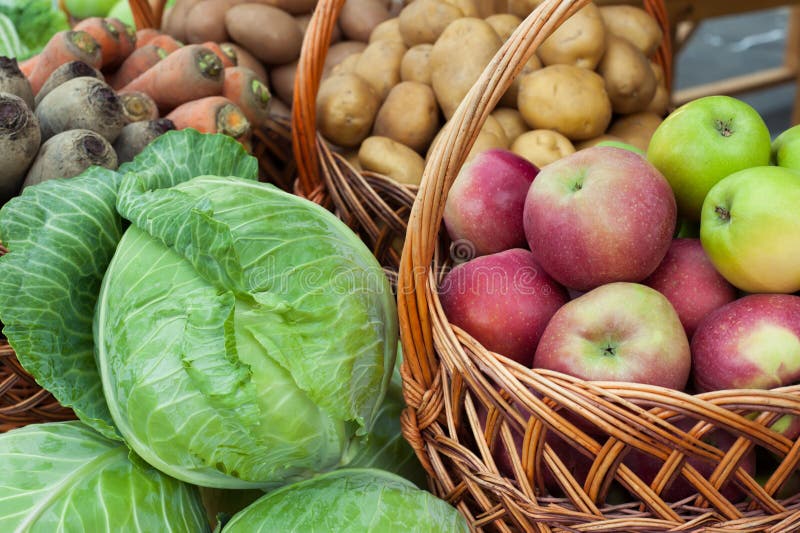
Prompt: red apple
<box><xmin>533</xmin><ymin>282</ymin><xmax>691</xmax><ymax>390</ymax></box>
<box><xmin>642</xmin><ymin>238</ymin><xmax>738</xmax><ymax>337</ymax></box>
<box><xmin>691</xmin><ymin>294</ymin><xmax>800</xmax><ymax>392</ymax></box>
<box><xmin>438</xmin><ymin>248</ymin><xmax>568</xmax><ymax>366</ymax></box>
<box><xmin>523</xmin><ymin>146</ymin><xmax>676</xmax><ymax>291</ymax></box>
<box><xmin>444</xmin><ymin>149</ymin><xmax>539</xmax><ymax>258</ymax></box>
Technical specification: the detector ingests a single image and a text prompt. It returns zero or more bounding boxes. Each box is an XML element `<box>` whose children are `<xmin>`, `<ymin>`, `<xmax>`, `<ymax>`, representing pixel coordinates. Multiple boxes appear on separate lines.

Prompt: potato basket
<box><xmin>291</xmin><ymin>0</ymin><xmax>673</xmax><ymax>280</ymax></box>
<box><xmin>385</xmin><ymin>0</ymin><xmax>800</xmax><ymax>530</ymax></box>
<box><xmin>0</xmin><ymin>0</ymin><xmax>296</xmax><ymax>432</ymax></box>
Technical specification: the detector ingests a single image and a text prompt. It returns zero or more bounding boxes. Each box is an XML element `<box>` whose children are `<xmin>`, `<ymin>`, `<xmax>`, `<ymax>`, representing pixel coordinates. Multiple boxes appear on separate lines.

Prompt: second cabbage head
<box><xmin>96</xmin><ymin>165</ymin><xmax>398</xmax><ymax>488</ymax></box>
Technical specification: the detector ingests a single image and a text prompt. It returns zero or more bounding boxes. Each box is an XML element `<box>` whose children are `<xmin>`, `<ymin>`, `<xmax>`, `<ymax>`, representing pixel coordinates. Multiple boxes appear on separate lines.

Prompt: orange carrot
<box><xmin>108</xmin><ymin>45</ymin><xmax>168</xmax><ymax>90</ymax></box>
<box><xmin>120</xmin><ymin>45</ymin><xmax>224</xmax><ymax>114</ymax></box>
<box><xmin>28</xmin><ymin>31</ymin><xmax>102</xmax><ymax>95</ymax></box>
<box><xmin>73</xmin><ymin>17</ymin><xmax>125</xmax><ymax>68</ymax></box>
<box><xmin>202</xmin><ymin>41</ymin><xmax>236</xmax><ymax>68</ymax></box>
<box><xmin>135</xmin><ymin>28</ymin><xmax>161</xmax><ymax>48</ymax></box>
<box><xmin>222</xmin><ymin>66</ymin><xmax>270</xmax><ymax>128</ymax></box>
<box><xmin>106</xmin><ymin>18</ymin><xmax>138</xmax><ymax>64</ymax></box>
<box><xmin>166</xmin><ymin>96</ymin><xmax>250</xmax><ymax>141</ymax></box>
<box><xmin>146</xmin><ymin>34</ymin><xmax>183</xmax><ymax>54</ymax></box>
<box><xmin>19</xmin><ymin>56</ymin><xmax>38</xmax><ymax>78</ymax></box>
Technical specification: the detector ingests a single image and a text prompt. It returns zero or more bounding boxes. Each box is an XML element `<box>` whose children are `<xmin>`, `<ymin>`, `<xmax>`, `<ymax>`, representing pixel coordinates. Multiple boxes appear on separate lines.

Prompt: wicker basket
<box><xmin>394</xmin><ymin>0</ymin><xmax>800</xmax><ymax>530</ymax></box>
<box><xmin>0</xmin><ymin>0</ymin><xmax>296</xmax><ymax>432</ymax></box>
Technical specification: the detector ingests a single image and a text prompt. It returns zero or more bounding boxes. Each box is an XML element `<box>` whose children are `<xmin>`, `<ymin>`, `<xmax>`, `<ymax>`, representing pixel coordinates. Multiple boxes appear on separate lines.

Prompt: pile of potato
<box><xmin>313</xmin><ymin>0</ymin><xmax>670</xmax><ymax>185</ymax></box>
<box><xmin>160</xmin><ymin>0</ymin><xmax>403</xmax><ymax>118</ymax></box>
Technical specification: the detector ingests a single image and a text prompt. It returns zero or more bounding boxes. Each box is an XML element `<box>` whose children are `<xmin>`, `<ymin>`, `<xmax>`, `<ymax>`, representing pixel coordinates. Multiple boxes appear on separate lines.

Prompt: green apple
<box><xmin>772</xmin><ymin>124</ymin><xmax>800</xmax><ymax>170</ymax></box>
<box><xmin>647</xmin><ymin>95</ymin><xmax>772</xmax><ymax>220</ymax></box>
<box><xmin>595</xmin><ymin>140</ymin><xmax>645</xmax><ymax>156</ymax></box>
<box><xmin>64</xmin><ymin>0</ymin><xmax>120</xmax><ymax>18</ymax></box>
<box><xmin>700</xmin><ymin>165</ymin><xmax>800</xmax><ymax>293</ymax></box>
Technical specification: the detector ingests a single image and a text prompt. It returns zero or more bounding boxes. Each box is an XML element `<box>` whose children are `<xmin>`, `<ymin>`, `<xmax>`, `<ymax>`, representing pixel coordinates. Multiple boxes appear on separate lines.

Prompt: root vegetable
<box><xmin>202</xmin><ymin>41</ymin><xmax>237</xmax><ymax>68</ymax></box>
<box><xmin>537</xmin><ymin>3</ymin><xmax>606</xmax><ymax>69</ymax></box>
<box><xmin>119</xmin><ymin>91</ymin><xmax>159</xmax><ymax>122</ymax></box>
<box><xmin>223</xmin><ymin>66</ymin><xmax>271</xmax><ymax>128</ymax></box>
<box><xmin>113</xmin><ymin>118</ymin><xmax>175</xmax><ymax>163</ymax></box>
<box><xmin>135</xmin><ymin>28</ymin><xmax>162</xmax><ymax>48</ymax></box>
<box><xmin>28</xmin><ymin>31</ymin><xmax>102</xmax><ymax>95</ymax></box>
<box><xmin>166</xmin><ymin>96</ymin><xmax>251</xmax><ymax>141</ymax></box>
<box><xmin>225</xmin><ymin>4</ymin><xmax>303</xmax><ymax>65</ymax></box>
<box><xmin>19</xmin><ymin>56</ymin><xmax>38</xmax><ymax>78</ymax></box>
<box><xmin>373</xmin><ymin>81</ymin><xmax>438</xmax><ymax>152</ymax></box>
<box><xmin>36</xmin><ymin>77</ymin><xmax>126</xmax><ymax>143</ymax></box>
<box><xmin>429</xmin><ymin>18</ymin><xmax>502</xmax><ymax>118</ymax></box>
<box><xmin>106</xmin><ymin>18</ymin><xmax>138</xmax><ymax>61</ymax></box>
<box><xmin>353</xmin><ymin>39</ymin><xmax>407</xmax><ymax>100</ymax></box>
<box><xmin>120</xmin><ymin>45</ymin><xmax>225</xmax><ymax>114</ymax></box>
<box><xmin>339</xmin><ymin>0</ymin><xmax>391</xmax><ymax>42</ymax></box>
<box><xmin>316</xmin><ymin>73</ymin><xmax>380</xmax><ymax>148</ymax></box>
<box><xmin>0</xmin><ymin>57</ymin><xmax>34</xmax><ymax>109</ymax></box>
<box><xmin>72</xmin><ymin>17</ymin><xmax>126</xmax><ymax>69</ymax></box>
<box><xmin>147</xmin><ymin>34</ymin><xmax>183</xmax><ymax>54</ymax></box>
<box><xmin>511</xmin><ymin>129</ymin><xmax>576</xmax><ymax>168</ymax></box>
<box><xmin>23</xmin><ymin>129</ymin><xmax>117</xmax><ymax>189</ymax></box>
<box><xmin>600</xmin><ymin>5</ymin><xmax>663</xmax><ymax>57</ymax></box>
<box><xmin>517</xmin><ymin>65</ymin><xmax>612</xmax><ymax>141</ymax></box>
<box><xmin>0</xmin><ymin>93</ymin><xmax>41</xmax><ymax>202</ymax></box>
<box><xmin>186</xmin><ymin>0</ymin><xmax>241</xmax><ymax>44</ymax></box>
<box><xmin>397</xmin><ymin>0</ymin><xmax>463</xmax><ymax>47</ymax></box>
<box><xmin>400</xmin><ymin>44</ymin><xmax>433</xmax><ymax>85</ymax></box>
<box><xmin>598</xmin><ymin>35</ymin><xmax>657</xmax><ymax>115</ymax></box>
<box><xmin>35</xmin><ymin>61</ymin><xmax>104</xmax><ymax>107</ymax></box>
<box><xmin>322</xmin><ymin>41</ymin><xmax>367</xmax><ymax>79</ymax></box>
<box><xmin>222</xmin><ymin>42</ymin><xmax>267</xmax><ymax>83</ymax></box>
<box><xmin>358</xmin><ymin>135</ymin><xmax>425</xmax><ymax>185</ymax></box>
<box><xmin>108</xmin><ymin>45</ymin><xmax>168</xmax><ymax>90</ymax></box>
<box><xmin>369</xmin><ymin>18</ymin><xmax>403</xmax><ymax>44</ymax></box>
<box><xmin>162</xmin><ymin>0</ymin><xmax>205</xmax><ymax>42</ymax></box>
<box><xmin>492</xmin><ymin>107</ymin><xmax>527</xmax><ymax>143</ymax></box>
<box><xmin>269</xmin><ymin>61</ymin><xmax>296</xmax><ymax>105</ymax></box>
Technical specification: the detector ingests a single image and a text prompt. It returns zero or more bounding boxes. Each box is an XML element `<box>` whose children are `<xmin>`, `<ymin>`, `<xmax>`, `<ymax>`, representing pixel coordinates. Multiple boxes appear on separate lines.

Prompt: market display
<box><xmin>3</xmin><ymin>0</ymin><xmax>800</xmax><ymax>529</ymax></box>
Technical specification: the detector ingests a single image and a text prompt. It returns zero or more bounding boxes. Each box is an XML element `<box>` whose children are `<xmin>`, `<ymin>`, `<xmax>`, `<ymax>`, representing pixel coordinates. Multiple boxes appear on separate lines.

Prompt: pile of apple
<box><xmin>440</xmin><ymin>95</ymin><xmax>800</xmax><ymax>499</ymax></box>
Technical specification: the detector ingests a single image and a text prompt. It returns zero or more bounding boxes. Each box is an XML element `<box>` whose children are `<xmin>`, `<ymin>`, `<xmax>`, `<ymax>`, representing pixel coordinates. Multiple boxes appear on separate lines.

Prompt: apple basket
<box><xmin>396</xmin><ymin>0</ymin><xmax>800</xmax><ymax>530</ymax></box>
<box><xmin>0</xmin><ymin>0</ymin><xmax>296</xmax><ymax>432</ymax></box>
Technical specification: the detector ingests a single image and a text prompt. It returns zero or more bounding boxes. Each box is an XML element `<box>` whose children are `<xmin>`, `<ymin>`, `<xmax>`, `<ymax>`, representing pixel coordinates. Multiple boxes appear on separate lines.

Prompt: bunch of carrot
<box><xmin>25</xmin><ymin>16</ymin><xmax>273</xmax><ymax>143</ymax></box>
<box><xmin>0</xmin><ymin>15</ymin><xmax>273</xmax><ymax>208</ymax></box>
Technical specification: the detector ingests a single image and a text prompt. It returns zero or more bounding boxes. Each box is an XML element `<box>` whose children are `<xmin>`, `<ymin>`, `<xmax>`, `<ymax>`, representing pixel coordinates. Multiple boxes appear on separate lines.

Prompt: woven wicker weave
<box><xmin>0</xmin><ymin>0</ymin><xmax>296</xmax><ymax>432</ymax></box>
<box><xmin>393</xmin><ymin>0</ymin><xmax>800</xmax><ymax>530</ymax></box>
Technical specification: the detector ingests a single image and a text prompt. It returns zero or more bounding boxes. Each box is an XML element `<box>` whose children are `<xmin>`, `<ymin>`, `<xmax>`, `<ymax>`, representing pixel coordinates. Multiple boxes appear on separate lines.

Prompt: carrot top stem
<box><xmin>197</xmin><ymin>50</ymin><xmax>224</xmax><ymax>80</ymax></box>
<box><xmin>70</xmin><ymin>30</ymin><xmax>100</xmax><ymax>55</ymax></box>
<box><xmin>218</xmin><ymin>103</ymin><xmax>249</xmax><ymax>138</ymax></box>
<box><xmin>251</xmin><ymin>79</ymin><xmax>271</xmax><ymax>108</ymax></box>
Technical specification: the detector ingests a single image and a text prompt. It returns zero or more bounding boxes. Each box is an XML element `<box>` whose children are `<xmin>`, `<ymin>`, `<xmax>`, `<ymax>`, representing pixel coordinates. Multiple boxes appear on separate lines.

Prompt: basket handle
<box><xmin>292</xmin><ymin>0</ymin><xmax>346</xmax><ymax>198</ymax></box>
<box><xmin>397</xmin><ymin>0</ymin><xmax>671</xmax><ymax>390</ymax></box>
<box><xmin>127</xmin><ymin>0</ymin><xmax>168</xmax><ymax>30</ymax></box>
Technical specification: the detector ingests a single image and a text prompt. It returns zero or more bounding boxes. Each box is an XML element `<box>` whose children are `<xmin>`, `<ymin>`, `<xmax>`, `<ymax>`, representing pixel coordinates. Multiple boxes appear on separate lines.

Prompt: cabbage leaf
<box><xmin>0</xmin><ymin>167</ymin><xmax>123</xmax><ymax>440</ymax></box>
<box><xmin>0</xmin><ymin>131</ymin><xmax>258</xmax><ymax>441</ymax></box>
<box><xmin>220</xmin><ymin>469</ymin><xmax>468</xmax><ymax>532</ymax></box>
<box><xmin>0</xmin><ymin>421</ymin><xmax>209</xmax><ymax>532</ymax></box>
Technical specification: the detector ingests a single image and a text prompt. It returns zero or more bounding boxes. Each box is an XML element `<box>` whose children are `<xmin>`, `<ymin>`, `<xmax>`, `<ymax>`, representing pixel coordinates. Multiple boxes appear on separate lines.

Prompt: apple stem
<box><xmin>715</xmin><ymin>118</ymin><xmax>734</xmax><ymax>137</ymax></box>
<box><xmin>603</xmin><ymin>345</ymin><xmax>615</xmax><ymax>357</ymax></box>
<box><xmin>715</xmin><ymin>205</ymin><xmax>731</xmax><ymax>222</ymax></box>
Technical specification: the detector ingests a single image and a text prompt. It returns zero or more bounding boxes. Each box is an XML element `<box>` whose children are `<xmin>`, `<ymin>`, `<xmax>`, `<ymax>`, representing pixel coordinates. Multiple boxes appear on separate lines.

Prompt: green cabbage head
<box><xmin>95</xmin><ymin>170</ymin><xmax>398</xmax><ymax>489</ymax></box>
<box><xmin>220</xmin><ymin>468</ymin><xmax>469</xmax><ymax>532</ymax></box>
